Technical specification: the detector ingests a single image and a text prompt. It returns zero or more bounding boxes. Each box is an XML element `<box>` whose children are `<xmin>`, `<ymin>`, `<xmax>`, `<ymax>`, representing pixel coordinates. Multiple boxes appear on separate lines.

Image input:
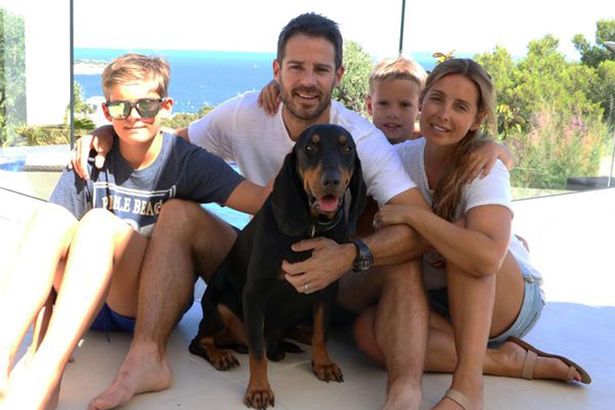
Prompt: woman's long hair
<box><xmin>420</xmin><ymin>58</ymin><xmax>496</xmax><ymax>221</ymax></box>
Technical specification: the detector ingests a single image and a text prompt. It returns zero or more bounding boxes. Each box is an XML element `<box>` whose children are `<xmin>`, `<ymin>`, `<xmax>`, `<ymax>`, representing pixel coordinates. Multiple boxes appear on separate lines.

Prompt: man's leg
<box><xmin>339</xmin><ymin>259</ymin><xmax>428</xmax><ymax>410</ymax></box>
<box><xmin>0</xmin><ymin>203</ymin><xmax>75</xmax><ymax>399</ymax></box>
<box><xmin>2</xmin><ymin>208</ymin><xmax>146</xmax><ymax>409</ymax></box>
<box><xmin>89</xmin><ymin>200</ymin><xmax>237</xmax><ymax>410</ymax></box>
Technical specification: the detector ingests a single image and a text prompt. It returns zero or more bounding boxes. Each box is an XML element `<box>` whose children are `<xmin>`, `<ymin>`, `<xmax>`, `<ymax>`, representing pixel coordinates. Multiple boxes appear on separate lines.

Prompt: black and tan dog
<box><xmin>189</xmin><ymin>124</ymin><xmax>366</xmax><ymax>409</ymax></box>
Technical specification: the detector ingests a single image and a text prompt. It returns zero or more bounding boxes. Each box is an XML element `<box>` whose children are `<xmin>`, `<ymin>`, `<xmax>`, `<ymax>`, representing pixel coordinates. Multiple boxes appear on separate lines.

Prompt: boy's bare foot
<box><xmin>88</xmin><ymin>343</ymin><xmax>172</xmax><ymax>410</ymax></box>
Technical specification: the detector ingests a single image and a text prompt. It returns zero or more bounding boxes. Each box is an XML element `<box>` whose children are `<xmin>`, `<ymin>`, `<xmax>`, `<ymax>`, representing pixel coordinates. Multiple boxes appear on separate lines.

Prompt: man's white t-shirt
<box><xmin>188</xmin><ymin>91</ymin><xmax>415</xmax><ymax>205</ymax></box>
<box><xmin>395</xmin><ymin>138</ymin><xmax>543</xmax><ymax>289</ymax></box>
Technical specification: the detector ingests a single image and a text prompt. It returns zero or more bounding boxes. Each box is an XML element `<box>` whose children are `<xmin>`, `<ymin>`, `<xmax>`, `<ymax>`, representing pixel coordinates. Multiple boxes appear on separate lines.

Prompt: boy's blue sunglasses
<box><xmin>104</xmin><ymin>98</ymin><xmax>165</xmax><ymax>119</ymax></box>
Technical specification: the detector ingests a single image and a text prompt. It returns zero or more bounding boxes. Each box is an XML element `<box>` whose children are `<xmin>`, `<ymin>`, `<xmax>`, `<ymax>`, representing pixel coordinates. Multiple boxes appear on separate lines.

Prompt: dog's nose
<box><xmin>321</xmin><ymin>170</ymin><xmax>341</xmax><ymax>188</ymax></box>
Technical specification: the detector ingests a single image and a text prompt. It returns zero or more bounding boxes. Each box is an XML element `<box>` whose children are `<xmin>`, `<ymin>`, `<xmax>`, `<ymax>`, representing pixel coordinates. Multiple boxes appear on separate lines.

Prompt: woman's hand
<box><xmin>373</xmin><ymin>204</ymin><xmax>412</xmax><ymax>230</ymax></box>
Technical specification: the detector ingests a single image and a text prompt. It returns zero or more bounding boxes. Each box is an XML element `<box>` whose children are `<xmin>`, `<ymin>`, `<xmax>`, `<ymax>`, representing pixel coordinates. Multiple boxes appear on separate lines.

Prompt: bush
<box><xmin>333</xmin><ymin>41</ymin><xmax>372</xmax><ymax>116</ymax></box>
<box><xmin>476</xmin><ymin>35</ymin><xmax>609</xmax><ymax>188</ymax></box>
<box><xmin>161</xmin><ymin>106</ymin><xmax>213</xmax><ymax>130</ymax></box>
<box><xmin>509</xmin><ymin>107</ymin><xmax>608</xmax><ymax>188</ymax></box>
<box><xmin>16</xmin><ymin>126</ymin><xmax>70</xmax><ymax>146</ymax></box>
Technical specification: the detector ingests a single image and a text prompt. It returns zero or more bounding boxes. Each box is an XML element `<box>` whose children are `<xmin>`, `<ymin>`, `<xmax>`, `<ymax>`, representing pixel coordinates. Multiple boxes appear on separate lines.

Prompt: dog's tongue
<box><xmin>318</xmin><ymin>195</ymin><xmax>338</xmax><ymax>213</ymax></box>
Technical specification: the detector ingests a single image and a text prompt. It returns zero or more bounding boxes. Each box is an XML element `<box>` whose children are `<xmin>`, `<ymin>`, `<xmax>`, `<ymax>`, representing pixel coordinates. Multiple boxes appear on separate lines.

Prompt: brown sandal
<box><xmin>507</xmin><ymin>336</ymin><xmax>592</xmax><ymax>384</ymax></box>
<box><xmin>444</xmin><ymin>389</ymin><xmax>472</xmax><ymax>410</ymax></box>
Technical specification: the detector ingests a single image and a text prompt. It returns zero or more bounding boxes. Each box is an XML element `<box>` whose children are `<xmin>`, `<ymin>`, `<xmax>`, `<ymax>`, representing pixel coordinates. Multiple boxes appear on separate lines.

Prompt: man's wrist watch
<box><xmin>352</xmin><ymin>239</ymin><xmax>374</xmax><ymax>272</ymax></box>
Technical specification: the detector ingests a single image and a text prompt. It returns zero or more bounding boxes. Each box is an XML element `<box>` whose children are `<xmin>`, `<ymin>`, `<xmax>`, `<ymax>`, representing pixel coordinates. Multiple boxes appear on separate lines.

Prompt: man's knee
<box><xmin>379</xmin><ymin>260</ymin><xmax>423</xmax><ymax>290</ymax></box>
<box><xmin>158</xmin><ymin>199</ymin><xmax>205</xmax><ymax>228</ymax></box>
<box><xmin>156</xmin><ymin>199</ymin><xmax>227</xmax><ymax>241</ymax></box>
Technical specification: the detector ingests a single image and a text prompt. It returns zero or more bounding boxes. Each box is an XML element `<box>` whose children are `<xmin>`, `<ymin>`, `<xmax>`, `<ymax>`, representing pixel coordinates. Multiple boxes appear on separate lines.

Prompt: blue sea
<box><xmin>74</xmin><ymin>48</ymin><xmax>436</xmax><ymax>113</ymax></box>
<box><xmin>75</xmin><ymin>48</ymin><xmax>277</xmax><ymax>113</ymax></box>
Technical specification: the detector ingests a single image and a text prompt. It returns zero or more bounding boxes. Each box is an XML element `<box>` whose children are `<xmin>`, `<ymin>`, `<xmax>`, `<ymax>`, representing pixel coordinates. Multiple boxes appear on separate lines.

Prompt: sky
<box><xmin>3</xmin><ymin>0</ymin><xmax>613</xmax><ymax>60</ymax></box>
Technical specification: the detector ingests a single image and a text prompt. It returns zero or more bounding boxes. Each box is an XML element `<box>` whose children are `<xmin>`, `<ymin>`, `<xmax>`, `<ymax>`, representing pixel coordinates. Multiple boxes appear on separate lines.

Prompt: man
<box><xmin>81</xmin><ymin>13</ymin><xmax>430</xmax><ymax>410</ymax></box>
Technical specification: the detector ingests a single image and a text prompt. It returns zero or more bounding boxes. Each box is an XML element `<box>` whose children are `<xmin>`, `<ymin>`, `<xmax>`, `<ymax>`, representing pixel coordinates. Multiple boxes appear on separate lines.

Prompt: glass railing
<box><xmin>1</xmin><ymin>2</ymin><xmax>71</xmax><ymax>199</ymax></box>
<box><xmin>1</xmin><ymin>3</ymin><xmax>613</xmax><ymax>203</ymax></box>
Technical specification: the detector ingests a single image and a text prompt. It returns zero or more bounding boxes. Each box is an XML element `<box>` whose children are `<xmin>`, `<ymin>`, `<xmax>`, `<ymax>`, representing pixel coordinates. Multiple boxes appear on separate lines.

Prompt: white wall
<box><xmin>22</xmin><ymin>0</ymin><xmax>70</xmax><ymax>126</ymax></box>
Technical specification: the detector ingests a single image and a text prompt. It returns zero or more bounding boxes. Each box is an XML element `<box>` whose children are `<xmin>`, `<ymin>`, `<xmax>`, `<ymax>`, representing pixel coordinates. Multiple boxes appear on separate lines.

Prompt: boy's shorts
<box><xmin>90</xmin><ymin>294</ymin><xmax>195</xmax><ymax>333</ymax></box>
<box><xmin>90</xmin><ymin>303</ymin><xmax>137</xmax><ymax>333</ymax></box>
<box><xmin>428</xmin><ymin>262</ymin><xmax>545</xmax><ymax>348</ymax></box>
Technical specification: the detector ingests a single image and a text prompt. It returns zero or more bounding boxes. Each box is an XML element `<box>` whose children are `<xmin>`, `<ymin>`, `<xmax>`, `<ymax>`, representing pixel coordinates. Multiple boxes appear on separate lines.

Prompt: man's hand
<box><xmin>70</xmin><ymin>125</ymin><xmax>115</xmax><ymax>180</ymax></box>
<box><xmin>283</xmin><ymin>237</ymin><xmax>355</xmax><ymax>294</ymax></box>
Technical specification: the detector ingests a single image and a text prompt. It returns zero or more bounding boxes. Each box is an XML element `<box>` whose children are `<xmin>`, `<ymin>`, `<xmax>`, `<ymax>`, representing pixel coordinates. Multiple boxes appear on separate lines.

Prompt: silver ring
<box><xmin>304</xmin><ymin>282</ymin><xmax>310</xmax><ymax>293</ymax></box>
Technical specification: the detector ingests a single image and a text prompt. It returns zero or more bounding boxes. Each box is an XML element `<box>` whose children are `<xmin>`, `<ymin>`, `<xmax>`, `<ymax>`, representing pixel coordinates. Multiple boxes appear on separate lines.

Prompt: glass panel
<box><xmin>1</xmin><ymin>1</ymin><xmax>612</xmax><ymax>203</ymax></box>
<box><xmin>0</xmin><ymin>1</ymin><xmax>69</xmax><ymax>200</ymax></box>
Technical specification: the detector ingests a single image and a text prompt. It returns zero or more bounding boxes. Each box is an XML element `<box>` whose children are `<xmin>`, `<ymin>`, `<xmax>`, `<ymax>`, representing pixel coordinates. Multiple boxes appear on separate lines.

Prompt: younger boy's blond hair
<box><xmin>101</xmin><ymin>53</ymin><xmax>171</xmax><ymax>100</ymax></box>
<box><xmin>368</xmin><ymin>56</ymin><xmax>427</xmax><ymax>95</ymax></box>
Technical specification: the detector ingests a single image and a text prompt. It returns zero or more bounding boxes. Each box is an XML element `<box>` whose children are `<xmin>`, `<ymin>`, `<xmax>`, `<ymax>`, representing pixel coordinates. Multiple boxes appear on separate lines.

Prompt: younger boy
<box><xmin>367</xmin><ymin>56</ymin><xmax>514</xmax><ymax>178</ymax></box>
<box><xmin>365</xmin><ymin>56</ymin><xmax>426</xmax><ymax>143</ymax></box>
<box><xmin>0</xmin><ymin>53</ymin><xmax>265</xmax><ymax>409</ymax></box>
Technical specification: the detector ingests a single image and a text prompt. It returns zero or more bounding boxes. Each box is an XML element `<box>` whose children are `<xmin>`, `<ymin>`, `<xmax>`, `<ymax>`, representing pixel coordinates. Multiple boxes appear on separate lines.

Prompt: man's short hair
<box><xmin>277</xmin><ymin>12</ymin><xmax>343</xmax><ymax>69</ymax></box>
<box><xmin>101</xmin><ymin>53</ymin><xmax>170</xmax><ymax>100</ymax></box>
<box><xmin>368</xmin><ymin>56</ymin><xmax>427</xmax><ymax>95</ymax></box>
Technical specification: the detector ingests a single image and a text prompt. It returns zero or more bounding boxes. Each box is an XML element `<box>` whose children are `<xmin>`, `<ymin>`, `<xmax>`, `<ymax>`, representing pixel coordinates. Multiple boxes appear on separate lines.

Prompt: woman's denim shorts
<box><xmin>428</xmin><ymin>262</ymin><xmax>545</xmax><ymax>347</ymax></box>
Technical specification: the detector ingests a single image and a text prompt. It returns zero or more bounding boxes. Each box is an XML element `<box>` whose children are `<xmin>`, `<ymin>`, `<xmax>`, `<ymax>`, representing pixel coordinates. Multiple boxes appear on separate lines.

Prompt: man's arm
<box><xmin>361</xmin><ymin>188</ymin><xmax>431</xmax><ymax>265</ymax></box>
<box><xmin>70</xmin><ymin>125</ymin><xmax>115</xmax><ymax>180</ymax></box>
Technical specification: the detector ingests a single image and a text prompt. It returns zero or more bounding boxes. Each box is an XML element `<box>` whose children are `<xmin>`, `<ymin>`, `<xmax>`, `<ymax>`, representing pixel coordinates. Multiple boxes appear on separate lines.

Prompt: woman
<box><xmin>363</xmin><ymin>58</ymin><xmax>590</xmax><ymax>410</ymax></box>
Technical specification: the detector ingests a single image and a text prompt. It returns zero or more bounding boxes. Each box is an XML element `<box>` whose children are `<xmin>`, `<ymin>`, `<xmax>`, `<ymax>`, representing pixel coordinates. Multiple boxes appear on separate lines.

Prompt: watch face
<box><xmin>355</xmin><ymin>254</ymin><xmax>373</xmax><ymax>271</ymax></box>
<box><xmin>353</xmin><ymin>240</ymin><xmax>373</xmax><ymax>272</ymax></box>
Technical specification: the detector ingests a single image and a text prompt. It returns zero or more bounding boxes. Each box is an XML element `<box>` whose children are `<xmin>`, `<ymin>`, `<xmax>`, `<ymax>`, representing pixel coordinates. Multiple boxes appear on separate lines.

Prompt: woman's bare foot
<box><xmin>0</xmin><ymin>366</ymin><xmax>61</xmax><ymax>410</ymax></box>
<box><xmin>497</xmin><ymin>339</ymin><xmax>588</xmax><ymax>383</ymax></box>
<box><xmin>433</xmin><ymin>380</ymin><xmax>483</xmax><ymax>410</ymax></box>
<box><xmin>88</xmin><ymin>343</ymin><xmax>172</xmax><ymax>410</ymax></box>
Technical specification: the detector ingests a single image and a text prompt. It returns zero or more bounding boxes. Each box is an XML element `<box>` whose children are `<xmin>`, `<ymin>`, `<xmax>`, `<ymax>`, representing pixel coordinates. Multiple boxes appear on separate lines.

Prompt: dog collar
<box><xmin>309</xmin><ymin>208</ymin><xmax>344</xmax><ymax>238</ymax></box>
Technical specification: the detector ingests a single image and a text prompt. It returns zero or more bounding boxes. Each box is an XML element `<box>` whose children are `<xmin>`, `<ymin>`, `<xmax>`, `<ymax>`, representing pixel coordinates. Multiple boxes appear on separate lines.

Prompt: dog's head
<box><xmin>272</xmin><ymin>124</ymin><xmax>366</xmax><ymax>237</ymax></box>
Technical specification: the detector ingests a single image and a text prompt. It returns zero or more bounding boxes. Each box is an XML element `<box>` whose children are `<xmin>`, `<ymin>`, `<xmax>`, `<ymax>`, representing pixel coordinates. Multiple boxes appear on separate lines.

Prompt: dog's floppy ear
<box><xmin>271</xmin><ymin>149</ymin><xmax>311</xmax><ymax>236</ymax></box>
<box><xmin>346</xmin><ymin>154</ymin><xmax>367</xmax><ymax>234</ymax></box>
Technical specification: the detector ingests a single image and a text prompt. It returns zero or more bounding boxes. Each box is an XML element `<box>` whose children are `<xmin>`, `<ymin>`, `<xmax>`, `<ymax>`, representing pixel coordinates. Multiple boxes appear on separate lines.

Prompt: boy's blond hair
<box><xmin>101</xmin><ymin>53</ymin><xmax>170</xmax><ymax>100</ymax></box>
<box><xmin>368</xmin><ymin>56</ymin><xmax>427</xmax><ymax>95</ymax></box>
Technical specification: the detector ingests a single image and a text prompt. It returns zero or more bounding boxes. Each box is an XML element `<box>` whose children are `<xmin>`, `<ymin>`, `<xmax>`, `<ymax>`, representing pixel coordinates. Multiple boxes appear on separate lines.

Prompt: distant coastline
<box><xmin>74</xmin><ymin>59</ymin><xmax>107</xmax><ymax>75</ymax></box>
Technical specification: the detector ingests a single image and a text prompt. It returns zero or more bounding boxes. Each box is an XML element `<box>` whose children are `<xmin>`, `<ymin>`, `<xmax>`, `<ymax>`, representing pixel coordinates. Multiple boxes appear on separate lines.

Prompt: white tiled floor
<box><xmin>1</xmin><ymin>185</ymin><xmax>614</xmax><ymax>410</ymax></box>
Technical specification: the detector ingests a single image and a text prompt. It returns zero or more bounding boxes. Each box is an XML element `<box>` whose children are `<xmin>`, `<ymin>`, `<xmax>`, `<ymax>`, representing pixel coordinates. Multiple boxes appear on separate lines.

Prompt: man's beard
<box><xmin>279</xmin><ymin>84</ymin><xmax>333</xmax><ymax>122</ymax></box>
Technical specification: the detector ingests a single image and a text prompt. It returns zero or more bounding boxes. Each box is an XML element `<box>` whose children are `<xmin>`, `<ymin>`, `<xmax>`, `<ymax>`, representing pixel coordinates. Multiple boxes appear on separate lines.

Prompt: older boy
<box><xmin>0</xmin><ymin>54</ymin><xmax>264</xmax><ymax>409</ymax></box>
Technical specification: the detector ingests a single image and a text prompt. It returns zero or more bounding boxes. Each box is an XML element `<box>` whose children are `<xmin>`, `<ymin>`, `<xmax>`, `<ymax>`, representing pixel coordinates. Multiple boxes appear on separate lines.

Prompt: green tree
<box><xmin>476</xmin><ymin>35</ymin><xmax>608</xmax><ymax>189</ymax></box>
<box><xmin>573</xmin><ymin>19</ymin><xmax>615</xmax><ymax>126</ymax></box>
<box><xmin>475</xmin><ymin>46</ymin><xmax>521</xmax><ymax>138</ymax></box>
<box><xmin>333</xmin><ymin>40</ymin><xmax>372</xmax><ymax>116</ymax></box>
<box><xmin>0</xmin><ymin>8</ymin><xmax>26</xmax><ymax>145</ymax></box>
<box><xmin>573</xmin><ymin>19</ymin><xmax>615</xmax><ymax>68</ymax></box>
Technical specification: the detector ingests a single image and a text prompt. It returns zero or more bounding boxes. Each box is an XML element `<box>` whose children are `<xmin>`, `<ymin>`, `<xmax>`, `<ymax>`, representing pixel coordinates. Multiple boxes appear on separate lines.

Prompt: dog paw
<box><xmin>244</xmin><ymin>386</ymin><xmax>275</xmax><ymax>409</ymax></box>
<box><xmin>210</xmin><ymin>350</ymin><xmax>240</xmax><ymax>371</ymax></box>
<box><xmin>312</xmin><ymin>361</ymin><xmax>344</xmax><ymax>383</ymax></box>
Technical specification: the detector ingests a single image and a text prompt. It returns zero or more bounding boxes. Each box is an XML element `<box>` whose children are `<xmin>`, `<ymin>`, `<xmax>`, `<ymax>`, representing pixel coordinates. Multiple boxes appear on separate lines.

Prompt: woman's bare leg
<box><xmin>0</xmin><ymin>203</ymin><xmax>76</xmax><ymax>399</ymax></box>
<box><xmin>2</xmin><ymin>209</ymin><xmax>146</xmax><ymax>409</ymax></box>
